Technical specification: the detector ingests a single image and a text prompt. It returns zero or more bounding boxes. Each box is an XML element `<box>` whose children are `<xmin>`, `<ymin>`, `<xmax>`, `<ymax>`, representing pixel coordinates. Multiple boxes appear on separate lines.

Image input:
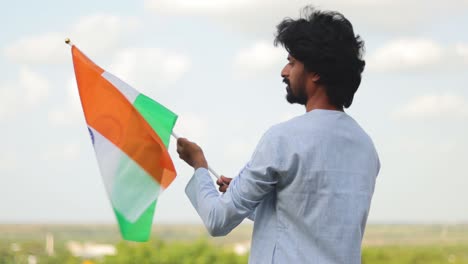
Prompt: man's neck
<box><xmin>305</xmin><ymin>99</ymin><xmax>343</xmax><ymax>112</ymax></box>
<box><xmin>304</xmin><ymin>84</ymin><xmax>343</xmax><ymax>112</ymax></box>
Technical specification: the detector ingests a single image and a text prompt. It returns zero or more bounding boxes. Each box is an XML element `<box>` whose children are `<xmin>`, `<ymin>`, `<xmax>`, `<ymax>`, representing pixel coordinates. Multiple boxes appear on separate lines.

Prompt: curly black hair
<box><xmin>274</xmin><ymin>6</ymin><xmax>365</xmax><ymax>109</ymax></box>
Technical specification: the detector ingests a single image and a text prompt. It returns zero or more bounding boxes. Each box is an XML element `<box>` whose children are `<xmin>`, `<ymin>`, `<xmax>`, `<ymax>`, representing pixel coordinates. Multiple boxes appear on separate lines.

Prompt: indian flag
<box><xmin>70</xmin><ymin>45</ymin><xmax>177</xmax><ymax>242</ymax></box>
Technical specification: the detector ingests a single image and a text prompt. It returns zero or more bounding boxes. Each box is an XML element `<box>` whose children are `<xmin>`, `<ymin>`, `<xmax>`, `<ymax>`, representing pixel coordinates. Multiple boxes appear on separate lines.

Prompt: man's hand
<box><xmin>216</xmin><ymin>176</ymin><xmax>232</xmax><ymax>193</ymax></box>
<box><xmin>176</xmin><ymin>138</ymin><xmax>208</xmax><ymax>169</ymax></box>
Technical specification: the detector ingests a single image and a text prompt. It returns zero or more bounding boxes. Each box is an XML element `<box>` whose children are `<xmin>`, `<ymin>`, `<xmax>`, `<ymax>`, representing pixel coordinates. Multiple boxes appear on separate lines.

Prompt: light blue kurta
<box><xmin>185</xmin><ymin>109</ymin><xmax>380</xmax><ymax>264</ymax></box>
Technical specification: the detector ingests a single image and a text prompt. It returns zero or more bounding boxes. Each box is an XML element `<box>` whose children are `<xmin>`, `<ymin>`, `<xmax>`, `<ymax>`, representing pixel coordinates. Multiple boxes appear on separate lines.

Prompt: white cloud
<box><xmin>40</xmin><ymin>142</ymin><xmax>81</xmax><ymax>162</ymax></box>
<box><xmin>0</xmin><ymin>68</ymin><xmax>49</xmax><ymax>119</ymax></box>
<box><xmin>65</xmin><ymin>77</ymin><xmax>82</xmax><ymax>111</ymax></box>
<box><xmin>0</xmin><ymin>153</ymin><xmax>18</xmax><ymax>171</ymax></box>
<box><xmin>4</xmin><ymin>14</ymin><xmax>140</xmax><ymax>65</ymax></box>
<box><xmin>144</xmin><ymin>0</ymin><xmax>296</xmax><ymax>33</ymax></box>
<box><xmin>71</xmin><ymin>14</ymin><xmax>140</xmax><ymax>55</ymax></box>
<box><xmin>367</xmin><ymin>39</ymin><xmax>444</xmax><ymax>72</ymax></box>
<box><xmin>108</xmin><ymin>48</ymin><xmax>190</xmax><ymax>92</ymax></box>
<box><xmin>145</xmin><ymin>0</ymin><xmax>251</xmax><ymax>14</ymax></box>
<box><xmin>278</xmin><ymin>111</ymin><xmax>300</xmax><ymax>123</ymax></box>
<box><xmin>48</xmin><ymin>77</ymin><xmax>84</xmax><ymax>126</ymax></box>
<box><xmin>367</xmin><ymin>40</ymin><xmax>468</xmax><ymax>73</ymax></box>
<box><xmin>393</xmin><ymin>93</ymin><xmax>468</xmax><ymax>119</ymax></box>
<box><xmin>456</xmin><ymin>43</ymin><xmax>468</xmax><ymax>63</ymax></box>
<box><xmin>0</xmin><ymin>83</ymin><xmax>17</xmax><ymax>119</ymax></box>
<box><xmin>173</xmin><ymin>113</ymin><xmax>209</xmax><ymax>142</ymax></box>
<box><xmin>234</xmin><ymin>41</ymin><xmax>285</xmax><ymax>75</ymax></box>
<box><xmin>20</xmin><ymin>68</ymin><xmax>50</xmax><ymax>106</ymax></box>
<box><xmin>48</xmin><ymin>107</ymin><xmax>83</xmax><ymax>126</ymax></box>
<box><xmin>225</xmin><ymin>140</ymin><xmax>254</xmax><ymax>162</ymax></box>
<box><xmin>48</xmin><ymin>109</ymin><xmax>72</xmax><ymax>126</ymax></box>
<box><xmin>3</xmin><ymin>33</ymin><xmax>66</xmax><ymax>64</ymax></box>
<box><xmin>144</xmin><ymin>0</ymin><xmax>468</xmax><ymax>34</ymax></box>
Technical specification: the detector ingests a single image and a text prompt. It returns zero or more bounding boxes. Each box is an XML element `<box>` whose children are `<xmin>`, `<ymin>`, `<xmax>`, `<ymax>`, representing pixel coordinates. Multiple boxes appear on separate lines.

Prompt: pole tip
<box><xmin>65</xmin><ymin>38</ymin><xmax>71</xmax><ymax>44</ymax></box>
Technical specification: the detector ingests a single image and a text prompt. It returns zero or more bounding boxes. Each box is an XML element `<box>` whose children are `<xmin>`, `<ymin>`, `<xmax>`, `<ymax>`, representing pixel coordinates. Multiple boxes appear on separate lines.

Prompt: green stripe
<box><xmin>111</xmin><ymin>134</ymin><xmax>162</xmax><ymax>242</ymax></box>
<box><xmin>113</xmin><ymin>146</ymin><xmax>161</xmax><ymax>220</ymax></box>
<box><xmin>115</xmin><ymin>94</ymin><xmax>176</xmax><ymax>242</ymax></box>
<box><xmin>134</xmin><ymin>94</ymin><xmax>177</xmax><ymax>148</ymax></box>
<box><xmin>114</xmin><ymin>200</ymin><xmax>156</xmax><ymax>242</ymax></box>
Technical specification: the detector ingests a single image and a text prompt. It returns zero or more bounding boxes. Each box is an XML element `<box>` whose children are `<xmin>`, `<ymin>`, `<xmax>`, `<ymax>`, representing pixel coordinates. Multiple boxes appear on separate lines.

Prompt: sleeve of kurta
<box><xmin>185</xmin><ymin>129</ymin><xmax>283</xmax><ymax>236</ymax></box>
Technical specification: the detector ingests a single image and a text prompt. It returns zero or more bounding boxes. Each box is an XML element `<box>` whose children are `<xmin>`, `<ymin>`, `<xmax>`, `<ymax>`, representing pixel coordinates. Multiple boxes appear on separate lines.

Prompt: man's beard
<box><xmin>284</xmin><ymin>78</ymin><xmax>307</xmax><ymax>105</ymax></box>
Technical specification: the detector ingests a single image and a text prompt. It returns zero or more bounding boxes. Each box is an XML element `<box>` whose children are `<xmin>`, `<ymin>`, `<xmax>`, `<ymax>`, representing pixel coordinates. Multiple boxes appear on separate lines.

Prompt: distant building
<box><xmin>233</xmin><ymin>241</ymin><xmax>251</xmax><ymax>255</ymax></box>
<box><xmin>10</xmin><ymin>243</ymin><xmax>21</xmax><ymax>252</ymax></box>
<box><xmin>28</xmin><ymin>255</ymin><xmax>37</xmax><ymax>264</ymax></box>
<box><xmin>66</xmin><ymin>241</ymin><xmax>116</xmax><ymax>259</ymax></box>
<box><xmin>46</xmin><ymin>233</ymin><xmax>54</xmax><ymax>256</ymax></box>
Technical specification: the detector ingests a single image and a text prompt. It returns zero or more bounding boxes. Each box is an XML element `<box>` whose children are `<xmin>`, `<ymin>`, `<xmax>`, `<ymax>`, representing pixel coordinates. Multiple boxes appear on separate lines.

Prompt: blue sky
<box><xmin>1</xmin><ymin>0</ymin><xmax>468</xmax><ymax>224</ymax></box>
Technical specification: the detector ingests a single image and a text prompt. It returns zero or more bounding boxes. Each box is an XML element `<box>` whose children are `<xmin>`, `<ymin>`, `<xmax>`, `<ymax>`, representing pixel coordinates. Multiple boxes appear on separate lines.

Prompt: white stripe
<box><xmin>102</xmin><ymin>71</ymin><xmax>139</xmax><ymax>103</ymax></box>
<box><xmin>89</xmin><ymin>126</ymin><xmax>161</xmax><ymax>222</ymax></box>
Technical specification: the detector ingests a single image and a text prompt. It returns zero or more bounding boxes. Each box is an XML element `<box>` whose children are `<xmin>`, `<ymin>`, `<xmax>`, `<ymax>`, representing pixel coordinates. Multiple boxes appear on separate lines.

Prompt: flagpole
<box><xmin>171</xmin><ymin>131</ymin><xmax>222</xmax><ymax>180</ymax></box>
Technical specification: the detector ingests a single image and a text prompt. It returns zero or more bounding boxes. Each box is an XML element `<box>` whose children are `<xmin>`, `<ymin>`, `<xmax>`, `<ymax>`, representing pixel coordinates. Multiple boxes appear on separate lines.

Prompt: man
<box><xmin>176</xmin><ymin>6</ymin><xmax>380</xmax><ymax>264</ymax></box>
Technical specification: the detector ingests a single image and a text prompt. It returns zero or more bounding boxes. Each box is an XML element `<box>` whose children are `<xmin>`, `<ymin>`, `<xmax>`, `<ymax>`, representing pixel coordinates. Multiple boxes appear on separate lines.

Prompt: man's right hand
<box><xmin>216</xmin><ymin>176</ymin><xmax>232</xmax><ymax>193</ymax></box>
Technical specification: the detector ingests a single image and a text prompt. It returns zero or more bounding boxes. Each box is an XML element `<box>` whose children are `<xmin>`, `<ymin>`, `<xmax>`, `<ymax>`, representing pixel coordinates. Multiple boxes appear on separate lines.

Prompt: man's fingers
<box><xmin>177</xmin><ymin>137</ymin><xmax>188</xmax><ymax>148</ymax></box>
<box><xmin>216</xmin><ymin>178</ymin><xmax>223</xmax><ymax>186</ymax></box>
<box><xmin>176</xmin><ymin>139</ymin><xmax>188</xmax><ymax>161</ymax></box>
<box><xmin>177</xmin><ymin>138</ymin><xmax>190</xmax><ymax>158</ymax></box>
<box><xmin>219</xmin><ymin>176</ymin><xmax>232</xmax><ymax>187</ymax></box>
<box><xmin>217</xmin><ymin>177</ymin><xmax>228</xmax><ymax>187</ymax></box>
<box><xmin>216</xmin><ymin>175</ymin><xmax>232</xmax><ymax>193</ymax></box>
<box><xmin>218</xmin><ymin>185</ymin><xmax>228</xmax><ymax>193</ymax></box>
<box><xmin>178</xmin><ymin>152</ymin><xmax>186</xmax><ymax>160</ymax></box>
<box><xmin>176</xmin><ymin>138</ymin><xmax>184</xmax><ymax>151</ymax></box>
<box><xmin>220</xmin><ymin>176</ymin><xmax>232</xmax><ymax>184</ymax></box>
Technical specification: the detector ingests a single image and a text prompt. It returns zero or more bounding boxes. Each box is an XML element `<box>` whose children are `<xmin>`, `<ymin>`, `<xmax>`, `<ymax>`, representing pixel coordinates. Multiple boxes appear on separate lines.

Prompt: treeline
<box><xmin>2</xmin><ymin>240</ymin><xmax>468</xmax><ymax>263</ymax></box>
<box><xmin>0</xmin><ymin>239</ymin><xmax>248</xmax><ymax>264</ymax></box>
<box><xmin>102</xmin><ymin>239</ymin><xmax>248</xmax><ymax>264</ymax></box>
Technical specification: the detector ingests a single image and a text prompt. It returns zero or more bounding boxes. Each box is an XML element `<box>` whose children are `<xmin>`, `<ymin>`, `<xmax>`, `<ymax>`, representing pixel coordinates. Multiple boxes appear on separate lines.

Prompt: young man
<box><xmin>176</xmin><ymin>6</ymin><xmax>380</xmax><ymax>264</ymax></box>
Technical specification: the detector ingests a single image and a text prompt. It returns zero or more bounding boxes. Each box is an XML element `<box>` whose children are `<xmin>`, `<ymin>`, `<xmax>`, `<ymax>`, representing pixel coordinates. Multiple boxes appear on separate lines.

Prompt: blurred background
<box><xmin>1</xmin><ymin>0</ymin><xmax>467</xmax><ymax>263</ymax></box>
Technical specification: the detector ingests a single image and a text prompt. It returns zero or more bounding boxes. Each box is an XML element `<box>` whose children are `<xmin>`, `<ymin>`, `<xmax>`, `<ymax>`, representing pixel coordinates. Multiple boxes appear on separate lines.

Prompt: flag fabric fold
<box><xmin>70</xmin><ymin>45</ymin><xmax>177</xmax><ymax>242</ymax></box>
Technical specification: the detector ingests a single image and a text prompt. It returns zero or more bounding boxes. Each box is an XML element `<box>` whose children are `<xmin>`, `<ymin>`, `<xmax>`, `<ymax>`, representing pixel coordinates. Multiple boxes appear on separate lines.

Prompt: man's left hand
<box><xmin>216</xmin><ymin>176</ymin><xmax>232</xmax><ymax>193</ymax></box>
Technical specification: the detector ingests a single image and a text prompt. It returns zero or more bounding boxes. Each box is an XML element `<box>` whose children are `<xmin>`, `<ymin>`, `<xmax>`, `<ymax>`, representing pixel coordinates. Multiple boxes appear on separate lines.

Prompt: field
<box><xmin>1</xmin><ymin>224</ymin><xmax>468</xmax><ymax>263</ymax></box>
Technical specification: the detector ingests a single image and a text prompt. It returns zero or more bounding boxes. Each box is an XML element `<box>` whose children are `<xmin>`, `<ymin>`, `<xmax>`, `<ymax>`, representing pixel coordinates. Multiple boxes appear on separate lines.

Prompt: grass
<box><xmin>362</xmin><ymin>244</ymin><xmax>468</xmax><ymax>264</ymax></box>
<box><xmin>2</xmin><ymin>224</ymin><xmax>468</xmax><ymax>263</ymax></box>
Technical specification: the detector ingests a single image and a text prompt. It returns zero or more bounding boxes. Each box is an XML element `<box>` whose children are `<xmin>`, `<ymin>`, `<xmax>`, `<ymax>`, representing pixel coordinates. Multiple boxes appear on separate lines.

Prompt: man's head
<box><xmin>275</xmin><ymin>6</ymin><xmax>365</xmax><ymax>109</ymax></box>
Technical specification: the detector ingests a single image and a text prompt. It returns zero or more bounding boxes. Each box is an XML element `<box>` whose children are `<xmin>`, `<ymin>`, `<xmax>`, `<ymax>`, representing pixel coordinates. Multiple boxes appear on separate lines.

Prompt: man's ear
<box><xmin>306</xmin><ymin>71</ymin><xmax>320</xmax><ymax>84</ymax></box>
<box><xmin>311</xmin><ymin>72</ymin><xmax>320</xmax><ymax>82</ymax></box>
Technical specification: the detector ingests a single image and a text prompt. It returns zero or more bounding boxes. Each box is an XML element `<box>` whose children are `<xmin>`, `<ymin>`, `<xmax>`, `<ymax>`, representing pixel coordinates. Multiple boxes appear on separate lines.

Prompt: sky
<box><xmin>1</xmin><ymin>0</ymin><xmax>468</xmax><ymax>224</ymax></box>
